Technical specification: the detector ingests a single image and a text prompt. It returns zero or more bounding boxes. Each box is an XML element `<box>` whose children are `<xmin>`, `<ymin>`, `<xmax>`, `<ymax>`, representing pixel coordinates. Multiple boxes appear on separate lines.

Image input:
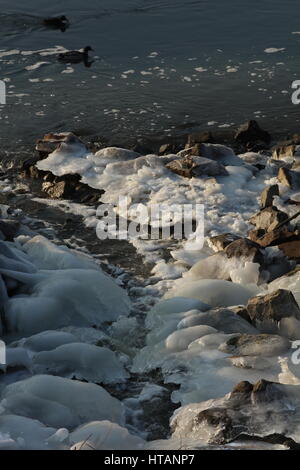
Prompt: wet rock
<box><xmin>251</xmin><ymin>379</ymin><xmax>285</xmax><ymax>404</ymax></box>
<box><xmin>230</xmin><ymin>306</ymin><xmax>252</xmax><ymax>324</ymax></box>
<box><xmin>207</xmin><ymin>233</ymin><xmax>240</xmax><ymax>252</ymax></box>
<box><xmin>219</xmin><ymin>333</ymin><xmax>290</xmax><ymax>357</ymax></box>
<box><xmin>249</xmin><ymin>206</ymin><xmax>289</xmax><ymax>232</ymax></box>
<box><xmin>224</xmin><ymin>238</ymin><xmax>264</xmax><ymax>265</ymax></box>
<box><xmin>42</xmin><ymin>174</ymin><xmax>103</xmax><ymax>203</ymax></box>
<box><xmin>0</xmin><ymin>219</ymin><xmax>20</xmax><ymax>241</ymax></box>
<box><xmin>278</xmin><ymin>167</ymin><xmax>300</xmax><ymax>189</ymax></box>
<box><xmin>278</xmin><ymin>240</ymin><xmax>300</xmax><ymax>261</ymax></box>
<box><xmin>272</xmin><ymin>144</ymin><xmax>297</xmax><ymax>160</ymax></box>
<box><xmin>165</xmin><ymin>155</ymin><xmax>228</xmax><ymax>178</ymax></box>
<box><xmin>234</xmin><ymin>120</ymin><xmax>271</xmax><ymax>145</ymax></box>
<box><xmin>35</xmin><ymin>132</ymin><xmax>86</xmax><ymax>157</ymax></box>
<box><xmin>186</xmin><ymin>131</ymin><xmax>214</xmax><ymax>147</ymax></box>
<box><xmin>260</xmin><ymin>184</ymin><xmax>279</xmax><ymax>209</ymax></box>
<box><xmin>246</xmin><ymin>289</ymin><xmax>300</xmax><ymax>325</ymax></box>
<box><xmin>159</xmin><ymin>143</ymin><xmax>180</xmax><ymax>155</ymax></box>
<box><xmin>249</xmin><ymin>226</ymin><xmax>299</xmax><ymax>248</ymax></box>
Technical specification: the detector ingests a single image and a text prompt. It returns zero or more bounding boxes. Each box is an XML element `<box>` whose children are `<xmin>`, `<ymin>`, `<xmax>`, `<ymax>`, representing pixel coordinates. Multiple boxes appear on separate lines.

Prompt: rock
<box><xmin>260</xmin><ymin>184</ymin><xmax>279</xmax><ymax>209</ymax></box>
<box><xmin>159</xmin><ymin>143</ymin><xmax>180</xmax><ymax>155</ymax></box>
<box><xmin>234</xmin><ymin>120</ymin><xmax>271</xmax><ymax>145</ymax></box>
<box><xmin>41</xmin><ymin>174</ymin><xmax>103</xmax><ymax>203</ymax></box>
<box><xmin>280</xmin><ymin>317</ymin><xmax>300</xmax><ymax>340</ymax></box>
<box><xmin>249</xmin><ymin>206</ymin><xmax>289</xmax><ymax>232</ymax></box>
<box><xmin>0</xmin><ymin>220</ymin><xmax>20</xmax><ymax>241</ymax></box>
<box><xmin>278</xmin><ymin>240</ymin><xmax>300</xmax><ymax>261</ymax></box>
<box><xmin>278</xmin><ymin>167</ymin><xmax>300</xmax><ymax>189</ymax></box>
<box><xmin>272</xmin><ymin>144</ymin><xmax>297</xmax><ymax>160</ymax></box>
<box><xmin>192</xmin><ymin>308</ymin><xmax>258</xmax><ymax>335</ymax></box>
<box><xmin>251</xmin><ymin>379</ymin><xmax>285</xmax><ymax>404</ymax></box>
<box><xmin>207</xmin><ymin>233</ymin><xmax>240</xmax><ymax>252</ymax></box>
<box><xmin>165</xmin><ymin>155</ymin><xmax>228</xmax><ymax>178</ymax></box>
<box><xmin>224</xmin><ymin>238</ymin><xmax>264</xmax><ymax>265</ymax></box>
<box><xmin>246</xmin><ymin>289</ymin><xmax>300</xmax><ymax>325</ymax></box>
<box><xmin>230</xmin><ymin>306</ymin><xmax>252</xmax><ymax>324</ymax></box>
<box><xmin>35</xmin><ymin>132</ymin><xmax>86</xmax><ymax>157</ymax></box>
<box><xmin>186</xmin><ymin>131</ymin><xmax>214</xmax><ymax>147</ymax></box>
<box><xmin>249</xmin><ymin>226</ymin><xmax>300</xmax><ymax>248</ymax></box>
<box><xmin>219</xmin><ymin>333</ymin><xmax>290</xmax><ymax>357</ymax></box>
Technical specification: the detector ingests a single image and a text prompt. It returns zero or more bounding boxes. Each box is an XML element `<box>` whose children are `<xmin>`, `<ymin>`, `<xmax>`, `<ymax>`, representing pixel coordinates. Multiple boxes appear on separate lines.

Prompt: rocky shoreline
<box><xmin>0</xmin><ymin>120</ymin><xmax>300</xmax><ymax>449</ymax></box>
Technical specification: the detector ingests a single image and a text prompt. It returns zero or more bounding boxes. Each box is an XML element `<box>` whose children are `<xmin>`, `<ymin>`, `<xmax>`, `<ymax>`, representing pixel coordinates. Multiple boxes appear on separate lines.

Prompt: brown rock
<box><xmin>208</xmin><ymin>233</ymin><xmax>240</xmax><ymax>252</ymax></box>
<box><xmin>278</xmin><ymin>167</ymin><xmax>300</xmax><ymax>189</ymax></box>
<box><xmin>246</xmin><ymin>289</ymin><xmax>300</xmax><ymax>324</ymax></box>
<box><xmin>224</xmin><ymin>238</ymin><xmax>264</xmax><ymax>265</ymax></box>
<box><xmin>260</xmin><ymin>184</ymin><xmax>279</xmax><ymax>209</ymax></box>
<box><xmin>231</xmin><ymin>306</ymin><xmax>252</xmax><ymax>324</ymax></box>
<box><xmin>186</xmin><ymin>131</ymin><xmax>213</xmax><ymax>147</ymax></box>
<box><xmin>278</xmin><ymin>240</ymin><xmax>300</xmax><ymax>261</ymax></box>
<box><xmin>165</xmin><ymin>155</ymin><xmax>228</xmax><ymax>178</ymax></box>
<box><xmin>249</xmin><ymin>206</ymin><xmax>289</xmax><ymax>232</ymax></box>
<box><xmin>272</xmin><ymin>144</ymin><xmax>296</xmax><ymax>160</ymax></box>
<box><xmin>234</xmin><ymin>120</ymin><xmax>271</xmax><ymax>145</ymax></box>
<box><xmin>249</xmin><ymin>226</ymin><xmax>300</xmax><ymax>248</ymax></box>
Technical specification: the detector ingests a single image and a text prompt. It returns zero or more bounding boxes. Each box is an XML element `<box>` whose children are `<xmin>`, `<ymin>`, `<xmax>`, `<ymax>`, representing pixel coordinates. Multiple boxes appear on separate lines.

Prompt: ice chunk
<box><xmin>165</xmin><ymin>325</ymin><xmax>217</xmax><ymax>352</ymax></box>
<box><xmin>0</xmin><ymin>375</ymin><xmax>124</xmax><ymax>429</ymax></box>
<box><xmin>13</xmin><ymin>331</ymin><xmax>78</xmax><ymax>352</ymax></box>
<box><xmin>33</xmin><ymin>343</ymin><xmax>128</xmax><ymax>384</ymax></box>
<box><xmin>165</xmin><ymin>279</ymin><xmax>258</xmax><ymax>307</ymax></box>
<box><xmin>70</xmin><ymin>421</ymin><xmax>145</xmax><ymax>450</ymax></box>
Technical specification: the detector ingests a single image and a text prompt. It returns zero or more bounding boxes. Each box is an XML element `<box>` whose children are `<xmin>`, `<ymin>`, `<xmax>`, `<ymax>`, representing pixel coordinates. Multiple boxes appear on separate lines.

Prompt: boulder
<box><xmin>224</xmin><ymin>238</ymin><xmax>264</xmax><ymax>265</ymax></box>
<box><xmin>249</xmin><ymin>206</ymin><xmax>289</xmax><ymax>232</ymax></box>
<box><xmin>165</xmin><ymin>155</ymin><xmax>228</xmax><ymax>178</ymax></box>
<box><xmin>0</xmin><ymin>220</ymin><xmax>20</xmax><ymax>241</ymax></box>
<box><xmin>249</xmin><ymin>226</ymin><xmax>300</xmax><ymax>248</ymax></box>
<box><xmin>260</xmin><ymin>184</ymin><xmax>279</xmax><ymax>209</ymax></box>
<box><xmin>159</xmin><ymin>143</ymin><xmax>180</xmax><ymax>155</ymax></box>
<box><xmin>35</xmin><ymin>132</ymin><xmax>86</xmax><ymax>157</ymax></box>
<box><xmin>208</xmin><ymin>233</ymin><xmax>240</xmax><ymax>252</ymax></box>
<box><xmin>42</xmin><ymin>174</ymin><xmax>103</xmax><ymax>203</ymax></box>
<box><xmin>278</xmin><ymin>240</ymin><xmax>300</xmax><ymax>261</ymax></box>
<box><xmin>278</xmin><ymin>167</ymin><xmax>300</xmax><ymax>189</ymax></box>
<box><xmin>246</xmin><ymin>289</ymin><xmax>300</xmax><ymax>324</ymax></box>
<box><xmin>219</xmin><ymin>333</ymin><xmax>290</xmax><ymax>357</ymax></box>
<box><xmin>234</xmin><ymin>120</ymin><xmax>271</xmax><ymax>145</ymax></box>
<box><xmin>186</xmin><ymin>131</ymin><xmax>214</xmax><ymax>147</ymax></box>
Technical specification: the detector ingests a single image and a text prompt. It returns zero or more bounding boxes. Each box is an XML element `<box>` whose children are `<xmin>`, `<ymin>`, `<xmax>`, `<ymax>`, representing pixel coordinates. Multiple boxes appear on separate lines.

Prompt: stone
<box><xmin>246</xmin><ymin>289</ymin><xmax>300</xmax><ymax>324</ymax></box>
<box><xmin>260</xmin><ymin>184</ymin><xmax>279</xmax><ymax>209</ymax></box>
<box><xmin>186</xmin><ymin>131</ymin><xmax>213</xmax><ymax>147</ymax></box>
<box><xmin>35</xmin><ymin>132</ymin><xmax>86</xmax><ymax>157</ymax></box>
<box><xmin>230</xmin><ymin>306</ymin><xmax>252</xmax><ymax>324</ymax></box>
<box><xmin>249</xmin><ymin>206</ymin><xmax>289</xmax><ymax>232</ymax></box>
<box><xmin>234</xmin><ymin>120</ymin><xmax>271</xmax><ymax>145</ymax></box>
<box><xmin>224</xmin><ymin>238</ymin><xmax>264</xmax><ymax>265</ymax></box>
<box><xmin>41</xmin><ymin>174</ymin><xmax>103</xmax><ymax>203</ymax></box>
<box><xmin>248</xmin><ymin>226</ymin><xmax>300</xmax><ymax>248</ymax></box>
<box><xmin>207</xmin><ymin>233</ymin><xmax>240</xmax><ymax>252</ymax></box>
<box><xmin>278</xmin><ymin>240</ymin><xmax>300</xmax><ymax>261</ymax></box>
<box><xmin>219</xmin><ymin>333</ymin><xmax>290</xmax><ymax>357</ymax></box>
<box><xmin>272</xmin><ymin>144</ymin><xmax>297</xmax><ymax>160</ymax></box>
<box><xmin>165</xmin><ymin>155</ymin><xmax>228</xmax><ymax>178</ymax></box>
<box><xmin>0</xmin><ymin>220</ymin><xmax>20</xmax><ymax>241</ymax></box>
<box><xmin>278</xmin><ymin>167</ymin><xmax>300</xmax><ymax>189</ymax></box>
<box><xmin>159</xmin><ymin>143</ymin><xmax>180</xmax><ymax>155</ymax></box>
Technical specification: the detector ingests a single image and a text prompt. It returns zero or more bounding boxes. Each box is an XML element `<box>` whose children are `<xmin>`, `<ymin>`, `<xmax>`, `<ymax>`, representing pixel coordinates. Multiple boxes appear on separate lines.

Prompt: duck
<box><xmin>43</xmin><ymin>15</ymin><xmax>69</xmax><ymax>32</ymax></box>
<box><xmin>58</xmin><ymin>46</ymin><xmax>94</xmax><ymax>66</ymax></box>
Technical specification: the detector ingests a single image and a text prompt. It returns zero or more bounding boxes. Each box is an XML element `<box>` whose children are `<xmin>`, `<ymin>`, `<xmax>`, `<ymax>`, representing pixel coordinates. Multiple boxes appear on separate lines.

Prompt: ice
<box><xmin>70</xmin><ymin>421</ymin><xmax>145</xmax><ymax>450</ymax></box>
<box><xmin>0</xmin><ymin>375</ymin><xmax>124</xmax><ymax>429</ymax></box>
<box><xmin>0</xmin><ymin>415</ymin><xmax>59</xmax><ymax>450</ymax></box>
<box><xmin>164</xmin><ymin>279</ymin><xmax>258</xmax><ymax>307</ymax></box>
<box><xmin>13</xmin><ymin>331</ymin><xmax>78</xmax><ymax>352</ymax></box>
<box><xmin>165</xmin><ymin>325</ymin><xmax>218</xmax><ymax>352</ymax></box>
<box><xmin>33</xmin><ymin>343</ymin><xmax>128</xmax><ymax>384</ymax></box>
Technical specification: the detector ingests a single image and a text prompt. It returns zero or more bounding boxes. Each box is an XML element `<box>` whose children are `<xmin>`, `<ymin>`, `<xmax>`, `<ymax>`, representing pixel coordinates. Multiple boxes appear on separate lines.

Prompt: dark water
<box><xmin>1</xmin><ymin>0</ymin><xmax>300</xmax><ymax>151</ymax></box>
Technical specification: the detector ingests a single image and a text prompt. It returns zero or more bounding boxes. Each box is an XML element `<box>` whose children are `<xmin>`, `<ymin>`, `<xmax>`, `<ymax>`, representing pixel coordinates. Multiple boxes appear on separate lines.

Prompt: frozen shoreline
<box><xmin>0</xmin><ymin>124</ymin><xmax>300</xmax><ymax>449</ymax></box>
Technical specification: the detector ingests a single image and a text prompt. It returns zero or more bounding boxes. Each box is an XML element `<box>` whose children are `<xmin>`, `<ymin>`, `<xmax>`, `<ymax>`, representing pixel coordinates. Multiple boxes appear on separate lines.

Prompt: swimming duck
<box><xmin>43</xmin><ymin>15</ymin><xmax>69</xmax><ymax>32</ymax></box>
<box><xmin>58</xmin><ymin>46</ymin><xmax>94</xmax><ymax>66</ymax></box>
